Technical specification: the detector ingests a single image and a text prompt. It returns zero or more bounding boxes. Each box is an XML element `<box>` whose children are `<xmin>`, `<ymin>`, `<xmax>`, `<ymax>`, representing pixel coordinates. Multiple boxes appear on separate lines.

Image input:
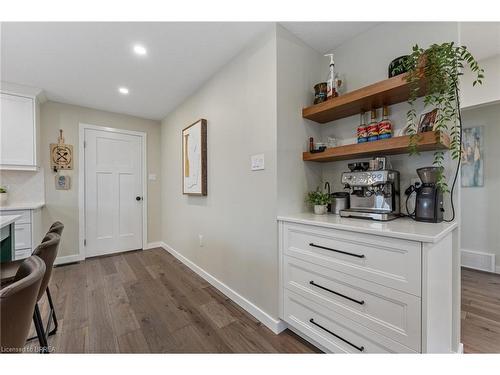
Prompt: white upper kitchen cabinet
<box><xmin>0</xmin><ymin>83</ymin><xmax>43</xmax><ymax>171</ymax></box>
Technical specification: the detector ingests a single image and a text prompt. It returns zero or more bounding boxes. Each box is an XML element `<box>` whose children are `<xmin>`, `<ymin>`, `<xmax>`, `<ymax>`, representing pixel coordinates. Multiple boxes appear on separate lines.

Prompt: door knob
<box><xmin>136</xmin><ymin>196</ymin><xmax>142</xmax><ymax>201</ymax></box>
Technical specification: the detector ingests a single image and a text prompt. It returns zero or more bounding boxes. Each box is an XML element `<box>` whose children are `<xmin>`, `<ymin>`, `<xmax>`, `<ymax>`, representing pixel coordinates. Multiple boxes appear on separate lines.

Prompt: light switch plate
<box><xmin>251</xmin><ymin>154</ymin><xmax>265</xmax><ymax>171</ymax></box>
<box><xmin>148</xmin><ymin>174</ymin><xmax>157</xmax><ymax>181</ymax></box>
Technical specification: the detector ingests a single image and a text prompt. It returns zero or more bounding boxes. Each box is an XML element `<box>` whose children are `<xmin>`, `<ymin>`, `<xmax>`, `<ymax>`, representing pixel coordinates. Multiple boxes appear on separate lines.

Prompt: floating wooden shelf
<box><xmin>303</xmin><ymin>131</ymin><xmax>450</xmax><ymax>162</ymax></box>
<box><xmin>302</xmin><ymin>73</ymin><xmax>426</xmax><ymax>123</ymax></box>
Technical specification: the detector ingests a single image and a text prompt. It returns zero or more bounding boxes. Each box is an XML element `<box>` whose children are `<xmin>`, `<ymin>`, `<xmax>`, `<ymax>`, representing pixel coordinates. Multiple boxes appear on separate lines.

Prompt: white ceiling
<box><xmin>280</xmin><ymin>22</ymin><xmax>380</xmax><ymax>53</ymax></box>
<box><xmin>3</xmin><ymin>22</ymin><xmax>498</xmax><ymax>122</ymax></box>
<box><xmin>5</xmin><ymin>22</ymin><xmax>445</xmax><ymax>121</ymax></box>
<box><xmin>1</xmin><ymin>22</ymin><xmax>383</xmax><ymax>121</ymax></box>
<box><xmin>1</xmin><ymin>22</ymin><xmax>271</xmax><ymax>120</ymax></box>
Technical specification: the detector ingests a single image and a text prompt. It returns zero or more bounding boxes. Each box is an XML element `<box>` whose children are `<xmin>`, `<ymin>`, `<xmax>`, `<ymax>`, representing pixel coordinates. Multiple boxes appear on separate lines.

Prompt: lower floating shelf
<box><xmin>303</xmin><ymin>131</ymin><xmax>450</xmax><ymax>162</ymax></box>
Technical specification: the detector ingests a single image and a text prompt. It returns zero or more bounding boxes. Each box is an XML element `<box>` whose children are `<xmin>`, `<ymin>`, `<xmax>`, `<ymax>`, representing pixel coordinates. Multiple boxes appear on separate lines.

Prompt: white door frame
<box><xmin>78</xmin><ymin>123</ymin><xmax>148</xmax><ymax>260</ymax></box>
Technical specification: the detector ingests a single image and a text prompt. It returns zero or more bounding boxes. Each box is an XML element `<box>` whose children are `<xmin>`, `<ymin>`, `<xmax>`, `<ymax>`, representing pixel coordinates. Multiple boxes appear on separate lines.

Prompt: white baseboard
<box><xmin>157</xmin><ymin>241</ymin><xmax>286</xmax><ymax>334</ymax></box>
<box><xmin>458</xmin><ymin>343</ymin><xmax>464</xmax><ymax>354</ymax></box>
<box><xmin>54</xmin><ymin>254</ymin><xmax>84</xmax><ymax>266</ymax></box>
<box><xmin>461</xmin><ymin>248</ymin><xmax>497</xmax><ymax>273</ymax></box>
<box><xmin>144</xmin><ymin>242</ymin><xmax>164</xmax><ymax>250</ymax></box>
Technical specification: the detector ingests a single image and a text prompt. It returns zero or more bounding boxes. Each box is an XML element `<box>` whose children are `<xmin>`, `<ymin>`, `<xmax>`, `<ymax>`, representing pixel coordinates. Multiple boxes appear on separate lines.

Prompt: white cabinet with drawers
<box><xmin>0</xmin><ymin>207</ymin><xmax>43</xmax><ymax>260</ymax></box>
<box><xmin>278</xmin><ymin>214</ymin><xmax>458</xmax><ymax>354</ymax></box>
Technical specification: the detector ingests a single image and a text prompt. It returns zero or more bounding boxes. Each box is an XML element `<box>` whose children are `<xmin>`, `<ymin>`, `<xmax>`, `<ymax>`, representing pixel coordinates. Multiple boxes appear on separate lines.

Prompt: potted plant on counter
<box><xmin>0</xmin><ymin>186</ymin><xmax>8</xmax><ymax>205</ymax></box>
<box><xmin>306</xmin><ymin>189</ymin><xmax>331</xmax><ymax>215</ymax></box>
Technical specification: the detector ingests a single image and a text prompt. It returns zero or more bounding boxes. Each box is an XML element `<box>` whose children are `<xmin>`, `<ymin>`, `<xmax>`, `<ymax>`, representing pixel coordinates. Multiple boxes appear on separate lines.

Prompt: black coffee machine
<box><xmin>415</xmin><ymin>167</ymin><xmax>444</xmax><ymax>223</ymax></box>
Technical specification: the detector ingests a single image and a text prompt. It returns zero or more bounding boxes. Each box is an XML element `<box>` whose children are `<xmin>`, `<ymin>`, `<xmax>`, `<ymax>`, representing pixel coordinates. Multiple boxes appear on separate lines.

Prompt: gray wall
<box><xmin>461</xmin><ymin>103</ymin><xmax>500</xmax><ymax>260</ymax></box>
<box><xmin>160</xmin><ymin>27</ymin><xmax>280</xmax><ymax>317</ymax></box>
<box><xmin>320</xmin><ymin>22</ymin><xmax>460</xmax><ymax>217</ymax></box>
<box><xmin>461</xmin><ymin>55</ymin><xmax>500</xmax><ymax>108</ymax></box>
<box><xmin>159</xmin><ymin>22</ymin><xmax>465</xmax><ymax>325</ymax></box>
<box><xmin>41</xmin><ymin>101</ymin><xmax>162</xmax><ymax>258</ymax></box>
<box><xmin>276</xmin><ymin>25</ymin><xmax>323</xmax><ymax>215</ymax></box>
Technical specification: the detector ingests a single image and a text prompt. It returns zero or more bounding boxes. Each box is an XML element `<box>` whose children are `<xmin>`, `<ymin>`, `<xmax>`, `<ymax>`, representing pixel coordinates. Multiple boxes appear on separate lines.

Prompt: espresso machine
<box><xmin>414</xmin><ymin>167</ymin><xmax>444</xmax><ymax>222</ymax></box>
<box><xmin>340</xmin><ymin>162</ymin><xmax>400</xmax><ymax>221</ymax></box>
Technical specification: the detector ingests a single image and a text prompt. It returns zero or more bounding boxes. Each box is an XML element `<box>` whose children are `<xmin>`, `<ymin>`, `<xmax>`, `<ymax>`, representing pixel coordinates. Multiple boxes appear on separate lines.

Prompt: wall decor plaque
<box><xmin>50</xmin><ymin>129</ymin><xmax>73</xmax><ymax>171</ymax></box>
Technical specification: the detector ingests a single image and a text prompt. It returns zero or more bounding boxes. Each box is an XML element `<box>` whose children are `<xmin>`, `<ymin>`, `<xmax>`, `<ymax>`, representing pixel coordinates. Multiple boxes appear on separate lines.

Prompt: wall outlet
<box><xmin>199</xmin><ymin>234</ymin><xmax>204</xmax><ymax>247</ymax></box>
<box><xmin>410</xmin><ymin>177</ymin><xmax>421</xmax><ymax>187</ymax></box>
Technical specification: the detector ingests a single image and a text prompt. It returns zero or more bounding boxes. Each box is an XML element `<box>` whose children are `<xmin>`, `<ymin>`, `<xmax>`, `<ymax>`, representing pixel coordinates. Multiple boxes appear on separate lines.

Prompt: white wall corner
<box><xmin>157</xmin><ymin>241</ymin><xmax>286</xmax><ymax>335</ymax></box>
<box><xmin>144</xmin><ymin>241</ymin><xmax>164</xmax><ymax>250</ymax></box>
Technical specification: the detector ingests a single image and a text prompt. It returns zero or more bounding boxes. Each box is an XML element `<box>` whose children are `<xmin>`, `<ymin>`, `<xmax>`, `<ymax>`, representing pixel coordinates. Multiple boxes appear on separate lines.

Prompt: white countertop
<box><xmin>0</xmin><ymin>202</ymin><xmax>45</xmax><ymax>211</ymax></box>
<box><xmin>278</xmin><ymin>213</ymin><xmax>458</xmax><ymax>243</ymax></box>
<box><xmin>0</xmin><ymin>215</ymin><xmax>22</xmax><ymax>228</ymax></box>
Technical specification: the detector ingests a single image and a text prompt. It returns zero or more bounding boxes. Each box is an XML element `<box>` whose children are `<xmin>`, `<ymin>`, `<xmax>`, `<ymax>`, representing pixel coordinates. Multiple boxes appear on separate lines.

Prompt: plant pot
<box><xmin>313</xmin><ymin>205</ymin><xmax>327</xmax><ymax>215</ymax></box>
<box><xmin>0</xmin><ymin>193</ymin><xmax>8</xmax><ymax>205</ymax></box>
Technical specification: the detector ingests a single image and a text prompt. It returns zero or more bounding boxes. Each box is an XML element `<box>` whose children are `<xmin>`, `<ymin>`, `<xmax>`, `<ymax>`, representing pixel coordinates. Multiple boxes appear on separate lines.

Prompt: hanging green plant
<box><xmin>404</xmin><ymin>42</ymin><xmax>484</xmax><ymax>192</ymax></box>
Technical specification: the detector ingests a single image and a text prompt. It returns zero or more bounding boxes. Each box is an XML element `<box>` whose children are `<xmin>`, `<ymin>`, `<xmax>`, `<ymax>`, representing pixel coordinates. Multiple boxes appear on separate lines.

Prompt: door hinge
<box><xmin>83</xmin><ymin>141</ymin><xmax>87</xmax><ymax>148</ymax></box>
<box><xmin>84</xmin><ymin>239</ymin><xmax>87</xmax><ymax>246</ymax></box>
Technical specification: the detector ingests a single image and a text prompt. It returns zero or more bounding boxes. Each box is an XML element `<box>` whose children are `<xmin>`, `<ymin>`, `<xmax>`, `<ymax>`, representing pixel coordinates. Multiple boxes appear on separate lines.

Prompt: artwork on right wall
<box><xmin>461</xmin><ymin>126</ymin><xmax>484</xmax><ymax>187</ymax></box>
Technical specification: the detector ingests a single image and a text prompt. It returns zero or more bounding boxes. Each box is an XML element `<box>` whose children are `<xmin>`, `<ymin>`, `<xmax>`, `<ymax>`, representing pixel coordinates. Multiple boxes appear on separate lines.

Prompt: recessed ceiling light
<box><xmin>118</xmin><ymin>87</ymin><xmax>129</xmax><ymax>95</ymax></box>
<box><xmin>133</xmin><ymin>44</ymin><xmax>147</xmax><ymax>56</ymax></box>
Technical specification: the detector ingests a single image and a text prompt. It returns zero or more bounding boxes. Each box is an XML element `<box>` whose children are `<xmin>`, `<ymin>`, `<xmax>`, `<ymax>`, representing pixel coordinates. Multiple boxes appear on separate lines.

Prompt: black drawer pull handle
<box><xmin>309</xmin><ymin>281</ymin><xmax>365</xmax><ymax>305</ymax></box>
<box><xmin>309</xmin><ymin>318</ymin><xmax>364</xmax><ymax>352</ymax></box>
<box><xmin>309</xmin><ymin>243</ymin><xmax>365</xmax><ymax>258</ymax></box>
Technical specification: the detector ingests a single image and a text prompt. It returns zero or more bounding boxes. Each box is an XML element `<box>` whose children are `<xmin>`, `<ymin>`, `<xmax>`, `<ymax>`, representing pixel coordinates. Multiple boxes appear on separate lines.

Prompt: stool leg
<box><xmin>46</xmin><ymin>287</ymin><xmax>58</xmax><ymax>335</ymax></box>
<box><xmin>33</xmin><ymin>304</ymin><xmax>49</xmax><ymax>353</ymax></box>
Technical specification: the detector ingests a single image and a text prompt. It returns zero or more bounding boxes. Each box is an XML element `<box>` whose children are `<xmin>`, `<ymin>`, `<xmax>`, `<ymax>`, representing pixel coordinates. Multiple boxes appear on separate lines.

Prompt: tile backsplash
<box><xmin>0</xmin><ymin>169</ymin><xmax>45</xmax><ymax>204</ymax></box>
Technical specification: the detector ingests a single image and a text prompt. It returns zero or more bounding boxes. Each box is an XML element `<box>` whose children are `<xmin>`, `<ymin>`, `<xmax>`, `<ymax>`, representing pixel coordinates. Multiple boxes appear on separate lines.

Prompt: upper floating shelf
<box><xmin>302</xmin><ymin>73</ymin><xmax>426</xmax><ymax>123</ymax></box>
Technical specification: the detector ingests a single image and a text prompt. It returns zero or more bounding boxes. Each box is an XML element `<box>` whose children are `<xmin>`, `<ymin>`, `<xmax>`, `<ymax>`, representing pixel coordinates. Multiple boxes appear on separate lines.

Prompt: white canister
<box><xmin>0</xmin><ymin>193</ymin><xmax>8</xmax><ymax>205</ymax></box>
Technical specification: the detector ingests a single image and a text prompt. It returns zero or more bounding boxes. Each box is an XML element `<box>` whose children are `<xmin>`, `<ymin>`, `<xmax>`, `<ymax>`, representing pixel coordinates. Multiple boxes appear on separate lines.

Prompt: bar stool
<box><xmin>0</xmin><ymin>256</ymin><xmax>45</xmax><ymax>353</ymax></box>
<box><xmin>1</xmin><ymin>222</ymin><xmax>65</xmax><ymax>351</ymax></box>
<box><xmin>29</xmin><ymin>232</ymin><xmax>61</xmax><ymax>352</ymax></box>
<box><xmin>41</xmin><ymin>222</ymin><xmax>64</xmax><ymax>336</ymax></box>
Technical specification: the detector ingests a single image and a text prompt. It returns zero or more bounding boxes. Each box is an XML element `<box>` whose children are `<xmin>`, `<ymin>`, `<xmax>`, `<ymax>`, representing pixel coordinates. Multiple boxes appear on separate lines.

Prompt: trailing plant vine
<box><xmin>404</xmin><ymin>42</ymin><xmax>484</xmax><ymax>192</ymax></box>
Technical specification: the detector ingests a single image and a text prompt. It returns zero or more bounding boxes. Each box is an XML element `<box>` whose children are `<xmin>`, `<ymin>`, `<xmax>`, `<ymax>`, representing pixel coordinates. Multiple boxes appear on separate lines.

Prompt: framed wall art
<box><xmin>182</xmin><ymin>119</ymin><xmax>207</xmax><ymax>195</ymax></box>
<box><xmin>461</xmin><ymin>126</ymin><xmax>484</xmax><ymax>188</ymax></box>
<box><xmin>418</xmin><ymin>108</ymin><xmax>438</xmax><ymax>133</ymax></box>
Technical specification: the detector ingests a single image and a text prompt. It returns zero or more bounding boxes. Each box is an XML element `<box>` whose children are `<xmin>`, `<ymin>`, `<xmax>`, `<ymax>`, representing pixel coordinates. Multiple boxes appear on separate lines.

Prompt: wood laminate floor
<box><xmin>25</xmin><ymin>253</ymin><xmax>500</xmax><ymax>353</ymax></box>
<box><xmin>26</xmin><ymin>248</ymin><xmax>320</xmax><ymax>353</ymax></box>
<box><xmin>461</xmin><ymin>267</ymin><xmax>500</xmax><ymax>353</ymax></box>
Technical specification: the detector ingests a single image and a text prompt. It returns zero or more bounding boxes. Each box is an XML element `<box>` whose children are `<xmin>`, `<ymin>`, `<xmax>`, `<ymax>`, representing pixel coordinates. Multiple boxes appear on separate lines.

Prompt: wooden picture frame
<box><xmin>418</xmin><ymin>108</ymin><xmax>438</xmax><ymax>133</ymax></box>
<box><xmin>182</xmin><ymin>119</ymin><xmax>207</xmax><ymax>195</ymax></box>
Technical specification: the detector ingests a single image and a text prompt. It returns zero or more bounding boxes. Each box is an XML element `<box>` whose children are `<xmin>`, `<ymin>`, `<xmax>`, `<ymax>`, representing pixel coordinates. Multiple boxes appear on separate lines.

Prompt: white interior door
<box><xmin>84</xmin><ymin>128</ymin><xmax>143</xmax><ymax>258</ymax></box>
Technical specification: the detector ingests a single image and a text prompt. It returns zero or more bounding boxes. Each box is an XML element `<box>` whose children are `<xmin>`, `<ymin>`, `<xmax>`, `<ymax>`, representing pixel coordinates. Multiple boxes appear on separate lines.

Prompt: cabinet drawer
<box><xmin>283</xmin><ymin>223</ymin><xmax>421</xmax><ymax>295</ymax></box>
<box><xmin>1</xmin><ymin>210</ymin><xmax>31</xmax><ymax>224</ymax></box>
<box><xmin>14</xmin><ymin>223</ymin><xmax>32</xmax><ymax>250</ymax></box>
<box><xmin>283</xmin><ymin>256</ymin><xmax>421</xmax><ymax>351</ymax></box>
<box><xmin>284</xmin><ymin>289</ymin><xmax>416</xmax><ymax>353</ymax></box>
<box><xmin>14</xmin><ymin>248</ymin><xmax>32</xmax><ymax>260</ymax></box>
